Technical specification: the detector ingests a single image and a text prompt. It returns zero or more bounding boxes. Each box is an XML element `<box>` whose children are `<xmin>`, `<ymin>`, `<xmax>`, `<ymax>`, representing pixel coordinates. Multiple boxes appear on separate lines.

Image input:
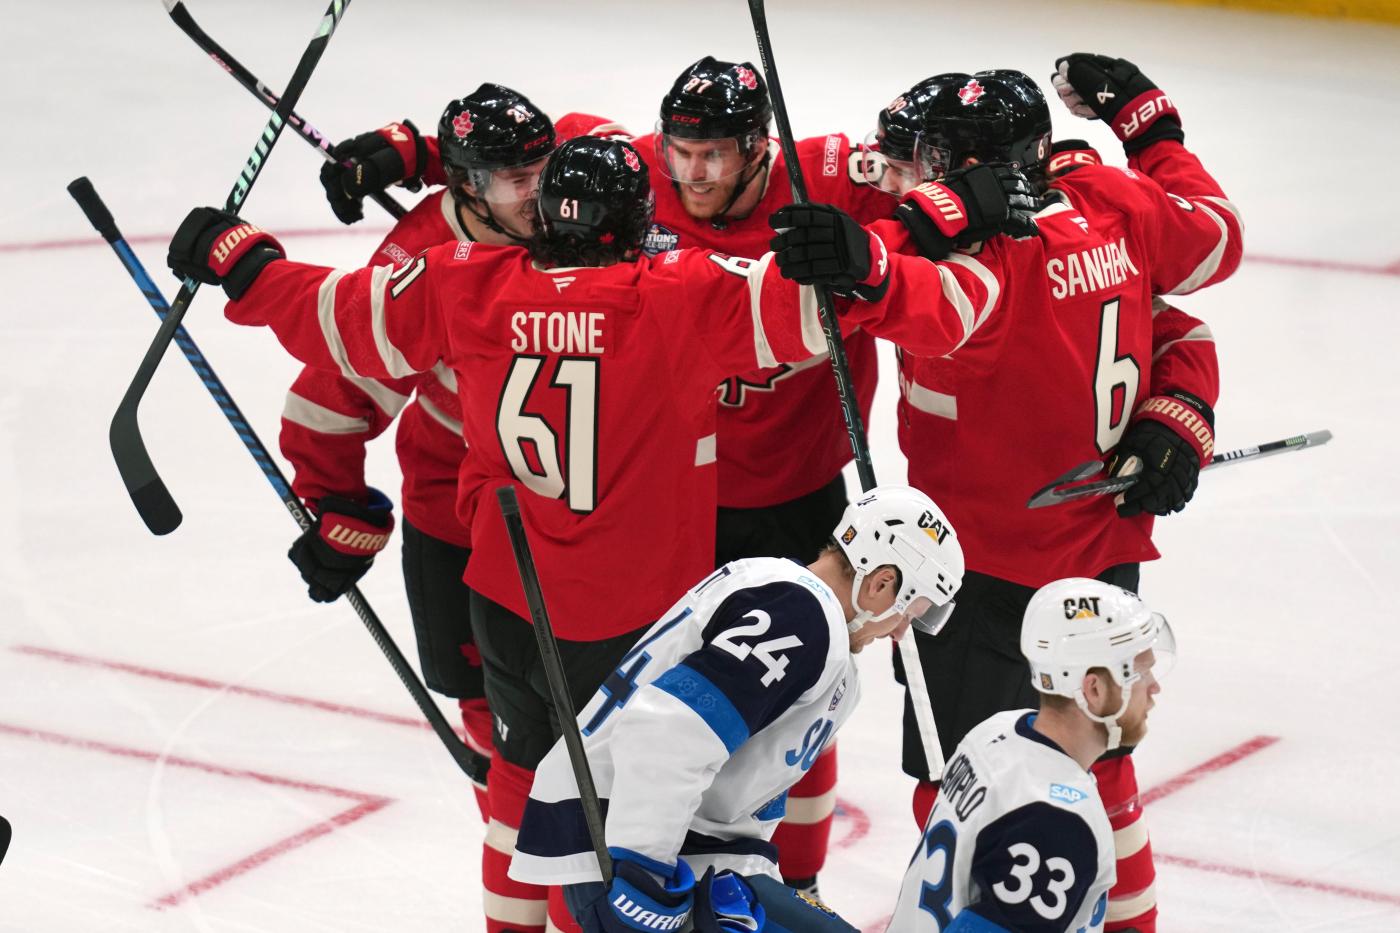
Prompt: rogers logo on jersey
<box><xmin>823</xmin><ymin>135</ymin><xmax>840</xmax><ymax>176</ymax></box>
<box><xmin>642</xmin><ymin>223</ymin><xmax>680</xmax><ymax>256</ymax></box>
<box><xmin>734</xmin><ymin>65</ymin><xmax>759</xmax><ymax>90</ymax></box>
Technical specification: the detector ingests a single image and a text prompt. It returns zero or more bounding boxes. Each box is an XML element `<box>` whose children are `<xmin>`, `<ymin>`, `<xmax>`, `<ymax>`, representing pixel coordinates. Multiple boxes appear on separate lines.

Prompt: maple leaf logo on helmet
<box><xmin>958</xmin><ymin>79</ymin><xmax>985</xmax><ymax>106</ymax></box>
<box><xmin>452</xmin><ymin>111</ymin><xmax>475</xmax><ymax>138</ymax></box>
<box><xmin>734</xmin><ymin>66</ymin><xmax>759</xmax><ymax>90</ymax></box>
<box><xmin>623</xmin><ymin>148</ymin><xmax>641</xmax><ymax>172</ymax></box>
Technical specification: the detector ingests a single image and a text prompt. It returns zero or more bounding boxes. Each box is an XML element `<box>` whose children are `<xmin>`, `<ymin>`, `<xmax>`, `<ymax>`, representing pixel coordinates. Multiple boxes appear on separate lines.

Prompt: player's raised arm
<box><xmin>167</xmin><ymin>207</ymin><xmax>449</xmax><ymax>381</ymax></box>
<box><xmin>1051</xmin><ymin>53</ymin><xmax>1243</xmax><ymax>295</ymax></box>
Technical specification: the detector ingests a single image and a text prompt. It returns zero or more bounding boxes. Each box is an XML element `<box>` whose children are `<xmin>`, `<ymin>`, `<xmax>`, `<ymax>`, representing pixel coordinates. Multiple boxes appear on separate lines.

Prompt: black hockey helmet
<box><xmin>658</xmin><ymin>56</ymin><xmax>772</xmax><ymax>141</ymax></box>
<box><xmin>910</xmin><ymin>70</ymin><xmax>1053</xmax><ymax>185</ymax></box>
<box><xmin>859</xmin><ymin>74</ymin><xmax>968</xmax><ymax>195</ymax></box>
<box><xmin>535</xmin><ymin>137</ymin><xmax>654</xmax><ymax>264</ymax></box>
<box><xmin>438</xmin><ymin>83</ymin><xmax>556</xmax><ymax>179</ymax></box>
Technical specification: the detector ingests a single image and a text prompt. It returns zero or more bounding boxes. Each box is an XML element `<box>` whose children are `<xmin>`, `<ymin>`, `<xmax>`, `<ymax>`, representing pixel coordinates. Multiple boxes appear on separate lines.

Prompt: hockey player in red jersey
<box><xmin>769</xmin><ymin>59</ymin><xmax>1238</xmax><ymax>933</ymax></box>
<box><xmin>629</xmin><ymin>56</ymin><xmax>899</xmax><ymax>898</ymax></box>
<box><xmin>286</xmin><ymin>86</ymin><xmax>626</xmax><ymax>933</ymax></box>
<box><xmin>166</xmin><ymin>135</ymin><xmax>901</xmax><ymax>933</ymax></box>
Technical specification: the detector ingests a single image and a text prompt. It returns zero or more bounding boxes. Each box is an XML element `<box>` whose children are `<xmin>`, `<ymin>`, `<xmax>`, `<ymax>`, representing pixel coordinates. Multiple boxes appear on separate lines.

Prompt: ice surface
<box><xmin>3</xmin><ymin>1</ymin><xmax>1398</xmax><ymax>929</ymax></box>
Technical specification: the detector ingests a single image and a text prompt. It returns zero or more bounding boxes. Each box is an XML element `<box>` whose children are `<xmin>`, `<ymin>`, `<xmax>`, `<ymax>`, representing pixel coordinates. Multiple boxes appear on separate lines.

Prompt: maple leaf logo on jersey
<box><xmin>718</xmin><ymin>365</ymin><xmax>795</xmax><ymax>407</ymax></box>
<box><xmin>452</xmin><ymin>111</ymin><xmax>474</xmax><ymax>138</ymax></box>
<box><xmin>958</xmin><ymin>79</ymin><xmax>985</xmax><ymax>106</ymax></box>
<box><xmin>734</xmin><ymin>65</ymin><xmax>759</xmax><ymax>90</ymax></box>
<box><xmin>623</xmin><ymin>148</ymin><xmax>641</xmax><ymax>173</ymax></box>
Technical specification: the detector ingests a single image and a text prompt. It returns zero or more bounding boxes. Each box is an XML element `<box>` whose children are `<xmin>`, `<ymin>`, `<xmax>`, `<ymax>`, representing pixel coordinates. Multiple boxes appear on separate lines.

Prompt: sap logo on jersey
<box><xmin>510</xmin><ymin>310</ymin><xmax>607</xmax><ymax>355</ymax></box>
<box><xmin>1050</xmin><ymin>783</ymin><xmax>1088</xmax><ymax>805</ymax></box>
<box><xmin>643</xmin><ymin>223</ymin><xmax>680</xmax><ymax>256</ymax></box>
<box><xmin>1063</xmin><ymin>596</ymin><xmax>1102</xmax><ymax>620</ymax></box>
<box><xmin>1046</xmin><ymin>237</ymin><xmax>1139</xmax><ymax>299</ymax></box>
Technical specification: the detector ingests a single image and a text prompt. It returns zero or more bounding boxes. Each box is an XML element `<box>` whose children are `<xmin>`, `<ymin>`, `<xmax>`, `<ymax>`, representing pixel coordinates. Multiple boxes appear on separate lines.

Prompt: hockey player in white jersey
<box><xmin>510</xmin><ymin>485</ymin><xmax>964</xmax><ymax>932</ymax></box>
<box><xmin>888</xmin><ymin>579</ymin><xmax>1175</xmax><ymax>933</ymax></box>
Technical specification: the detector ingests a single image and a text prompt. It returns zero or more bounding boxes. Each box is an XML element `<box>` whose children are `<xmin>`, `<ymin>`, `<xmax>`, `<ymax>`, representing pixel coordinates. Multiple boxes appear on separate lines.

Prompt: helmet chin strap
<box><xmin>846</xmin><ymin>570</ymin><xmax>902</xmax><ymax>635</ymax></box>
<box><xmin>1073</xmin><ymin>682</ymin><xmax>1135</xmax><ymax>752</ymax></box>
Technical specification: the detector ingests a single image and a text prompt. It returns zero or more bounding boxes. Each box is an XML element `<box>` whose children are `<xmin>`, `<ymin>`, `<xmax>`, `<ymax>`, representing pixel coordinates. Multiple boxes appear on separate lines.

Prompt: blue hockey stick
<box><xmin>69</xmin><ymin>175</ymin><xmax>487</xmax><ymax>784</ymax></box>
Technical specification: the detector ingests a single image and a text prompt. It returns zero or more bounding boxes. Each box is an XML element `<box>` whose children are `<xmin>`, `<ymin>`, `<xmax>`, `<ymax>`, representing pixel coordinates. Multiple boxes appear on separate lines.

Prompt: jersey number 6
<box><xmin>497</xmin><ymin>355</ymin><xmax>599</xmax><ymax>513</ymax></box>
<box><xmin>1092</xmin><ymin>297</ymin><xmax>1141</xmax><ymax>454</ymax></box>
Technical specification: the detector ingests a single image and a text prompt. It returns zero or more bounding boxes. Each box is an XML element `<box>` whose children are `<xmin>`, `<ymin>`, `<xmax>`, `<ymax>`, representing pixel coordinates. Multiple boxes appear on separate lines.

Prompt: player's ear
<box><xmin>1081</xmin><ymin>670</ymin><xmax>1110</xmax><ymax>714</ymax></box>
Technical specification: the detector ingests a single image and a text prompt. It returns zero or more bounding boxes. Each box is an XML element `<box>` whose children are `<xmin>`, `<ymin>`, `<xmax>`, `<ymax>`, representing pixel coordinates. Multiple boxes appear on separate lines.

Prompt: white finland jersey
<box><xmin>888</xmin><ymin>711</ymin><xmax>1115</xmax><ymax>933</ymax></box>
<box><xmin>510</xmin><ymin>558</ymin><xmax>858</xmax><ymax>885</ymax></box>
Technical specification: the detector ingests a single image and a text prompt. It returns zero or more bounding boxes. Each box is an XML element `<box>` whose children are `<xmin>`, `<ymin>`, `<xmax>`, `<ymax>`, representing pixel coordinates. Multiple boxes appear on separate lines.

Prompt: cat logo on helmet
<box><xmin>623</xmin><ymin>149</ymin><xmax>641</xmax><ymax>173</ymax></box>
<box><xmin>734</xmin><ymin>65</ymin><xmax>759</xmax><ymax>91</ymax></box>
<box><xmin>917</xmin><ymin>510</ymin><xmax>951</xmax><ymax>545</ymax></box>
<box><xmin>958</xmin><ymin>79</ymin><xmax>986</xmax><ymax>106</ymax></box>
<box><xmin>1063</xmin><ymin>596</ymin><xmax>1102</xmax><ymax>620</ymax></box>
<box><xmin>841</xmin><ymin>525</ymin><xmax>858</xmax><ymax>545</ymax></box>
<box><xmin>452</xmin><ymin>111</ymin><xmax>475</xmax><ymax>138</ymax></box>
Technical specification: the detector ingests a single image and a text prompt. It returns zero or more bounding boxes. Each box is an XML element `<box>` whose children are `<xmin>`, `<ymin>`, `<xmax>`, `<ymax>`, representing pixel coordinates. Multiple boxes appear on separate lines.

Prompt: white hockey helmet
<box><xmin>833</xmin><ymin>485</ymin><xmax>964</xmax><ymax>635</ymax></box>
<box><xmin>1021</xmin><ymin>578</ymin><xmax>1177</xmax><ymax>749</ymax></box>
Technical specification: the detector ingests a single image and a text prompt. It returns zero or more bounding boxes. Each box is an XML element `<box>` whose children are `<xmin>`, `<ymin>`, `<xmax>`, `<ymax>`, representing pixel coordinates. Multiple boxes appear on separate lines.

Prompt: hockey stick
<box><xmin>497</xmin><ymin>486</ymin><xmax>614</xmax><ymax>886</ymax></box>
<box><xmin>110</xmin><ymin>0</ymin><xmax>351</xmax><ymax>536</ymax></box>
<box><xmin>163</xmin><ymin>0</ymin><xmax>407</xmax><ymax>222</ymax></box>
<box><xmin>1026</xmin><ymin>429</ymin><xmax>1334</xmax><ymax>509</ymax></box>
<box><xmin>745</xmin><ymin>0</ymin><xmax>947</xmax><ymax>779</ymax></box>
<box><xmin>70</xmin><ymin>175</ymin><xmax>488</xmax><ymax>785</ymax></box>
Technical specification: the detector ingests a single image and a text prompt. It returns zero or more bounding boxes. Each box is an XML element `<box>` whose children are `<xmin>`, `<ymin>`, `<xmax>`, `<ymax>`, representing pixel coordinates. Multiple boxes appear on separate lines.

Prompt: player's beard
<box><xmin>677</xmin><ymin>175</ymin><xmax>741</xmax><ymax>220</ymax></box>
<box><xmin>1116</xmin><ymin>703</ymin><xmax>1152</xmax><ymax>747</ymax></box>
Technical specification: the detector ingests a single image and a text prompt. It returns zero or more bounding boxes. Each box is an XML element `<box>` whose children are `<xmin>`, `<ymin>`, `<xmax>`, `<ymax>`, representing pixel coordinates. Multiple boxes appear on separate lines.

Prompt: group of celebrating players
<box><xmin>163</xmin><ymin>42</ymin><xmax>1239</xmax><ymax>933</ymax></box>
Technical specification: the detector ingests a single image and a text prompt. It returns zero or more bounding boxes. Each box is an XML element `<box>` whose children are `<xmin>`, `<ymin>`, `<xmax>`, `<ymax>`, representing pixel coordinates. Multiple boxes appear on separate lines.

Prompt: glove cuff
<box><xmin>1048</xmin><ymin>140</ymin><xmax>1103</xmax><ymax>178</ymax></box>
<box><xmin>1112</xmin><ymin>89</ymin><xmax>1181</xmax><ymax>146</ymax></box>
<box><xmin>376</xmin><ymin>119</ymin><xmax>427</xmax><ymax>186</ymax></box>
<box><xmin>314</xmin><ymin>489</ymin><xmax>395</xmax><ymax>557</ymax></box>
<box><xmin>1133</xmin><ymin>391</ymin><xmax>1215</xmax><ymax>465</ymax></box>
<box><xmin>901</xmin><ymin>181</ymin><xmax>971</xmax><ymax>239</ymax></box>
<box><xmin>206</xmin><ymin>223</ymin><xmax>283</xmax><ymax>278</ymax></box>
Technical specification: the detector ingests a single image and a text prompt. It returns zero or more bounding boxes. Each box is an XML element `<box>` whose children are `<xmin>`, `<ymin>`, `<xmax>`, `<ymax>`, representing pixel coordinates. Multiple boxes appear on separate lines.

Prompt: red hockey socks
<box><xmin>911</xmin><ymin>779</ymin><xmax>939</xmax><ymax>829</ymax></box>
<box><xmin>773</xmin><ymin>744</ymin><xmax>838</xmax><ymax>881</ymax></box>
<box><xmin>459</xmin><ymin>697</ymin><xmax>494</xmax><ymax>822</ymax></box>
<box><xmin>1092</xmin><ymin>754</ymin><xmax>1157</xmax><ymax>932</ymax></box>
<box><xmin>547</xmin><ymin>885</ymin><xmax>583</xmax><ymax>933</ymax></box>
<box><xmin>483</xmin><ymin>757</ymin><xmax>548</xmax><ymax>933</ymax></box>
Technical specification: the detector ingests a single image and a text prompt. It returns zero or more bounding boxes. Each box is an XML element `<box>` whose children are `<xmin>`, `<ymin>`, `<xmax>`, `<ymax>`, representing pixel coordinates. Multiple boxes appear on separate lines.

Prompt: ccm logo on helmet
<box><xmin>1063</xmin><ymin>596</ymin><xmax>1102</xmax><ymax>620</ymax></box>
<box><xmin>917</xmin><ymin>510</ymin><xmax>951</xmax><ymax>544</ymax></box>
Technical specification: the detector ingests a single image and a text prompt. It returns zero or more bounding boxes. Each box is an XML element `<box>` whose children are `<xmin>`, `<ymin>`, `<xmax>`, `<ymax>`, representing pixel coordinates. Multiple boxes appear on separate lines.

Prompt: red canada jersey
<box><xmin>280</xmin><ymin>113</ymin><xmax>621</xmax><ymax>547</ymax></box>
<box><xmin>632</xmin><ymin>132</ymin><xmax>890</xmax><ymax>507</ymax></box>
<box><xmin>228</xmin><ymin>243</ymin><xmax>829</xmax><ymax>640</ymax></box>
<box><xmin>846</xmin><ymin>140</ymin><xmax>1238</xmax><ymax>586</ymax></box>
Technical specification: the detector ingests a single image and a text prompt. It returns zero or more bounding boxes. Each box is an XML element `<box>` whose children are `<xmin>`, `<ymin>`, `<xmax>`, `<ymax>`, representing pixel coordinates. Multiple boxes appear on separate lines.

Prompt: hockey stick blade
<box><xmin>110</xmin><ymin>0</ymin><xmax>351</xmax><ymax>534</ymax></box>
<box><xmin>1026</xmin><ymin>429</ymin><xmax>1334</xmax><ymax>509</ymax></box>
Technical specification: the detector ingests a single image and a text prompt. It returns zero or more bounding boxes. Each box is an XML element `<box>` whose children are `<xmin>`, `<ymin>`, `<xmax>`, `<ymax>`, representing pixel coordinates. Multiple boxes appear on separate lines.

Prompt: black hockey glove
<box><xmin>1109</xmin><ymin>390</ymin><xmax>1215</xmax><ymax>518</ymax></box>
<box><xmin>319</xmin><ymin>119</ymin><xmax>429</xmax><ymax>225</ymax></box>
<box><xmin>769</xmin><ymin>203</ymin><xmax>889</xmax><ymax>301</ymax></box>
<box><xmin>288</xmin><ymin>489</ymin><xmax>395</xmax><ymax>602</ymax></box>
<box><xmin>167</xmin><ymin>206</ymin><xmax>284</xmax><ymax>301</ymax></box>
<box><xmin>1052</xmin><ymin>54</ymin><xmax>1184</xmax><ymax>154</ymax></box>
<box><xmin>895</xmin><ymin>163</ymin><xmax>1040</xmax><ymax>261</ymax></box>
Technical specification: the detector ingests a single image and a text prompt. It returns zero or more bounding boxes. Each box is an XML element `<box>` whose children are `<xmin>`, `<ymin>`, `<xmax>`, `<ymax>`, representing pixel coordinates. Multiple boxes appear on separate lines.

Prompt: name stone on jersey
<box><xmin>510</xmin><ymin>310</ymin><xmax>608</xmax><ymax>355</ymax></box>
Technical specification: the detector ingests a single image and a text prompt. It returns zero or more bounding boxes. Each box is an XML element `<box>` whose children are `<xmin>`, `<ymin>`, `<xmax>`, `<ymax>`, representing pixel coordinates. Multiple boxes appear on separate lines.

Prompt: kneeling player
<box><xmin>889</xmin><ymin>579</ymin><xmax>1175</xmax><ymax>932</ymax></box>
<box><xmin>509</xmin><ymin>486</ymin><xmax>964</xmax><ymax>932</ymax></box>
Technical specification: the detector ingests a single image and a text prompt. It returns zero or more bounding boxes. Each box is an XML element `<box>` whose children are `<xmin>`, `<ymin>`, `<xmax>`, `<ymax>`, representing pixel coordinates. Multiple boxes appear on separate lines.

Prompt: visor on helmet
<box><xmin>905</xmin><ymin>595</ymin><xmax>956</xmax><ymax>636</ymax></box>
<box><xmin>654</xmin><ymin>125</ymin><xmax>765</xmax><ymax>185</ymax></box>
<box><xmin>466</xmin><ymin>155</ymin><xmax>550</xmax><ymax>205</ymax></box>
<box><xmin>858</xmin><ymin>130</ymin><xmax>920</xmax><ymax>196</ymax></box>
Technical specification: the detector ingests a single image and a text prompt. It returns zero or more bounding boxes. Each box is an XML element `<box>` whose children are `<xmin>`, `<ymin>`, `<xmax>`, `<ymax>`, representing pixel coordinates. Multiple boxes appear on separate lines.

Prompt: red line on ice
<box><xmin>832</xmin><ymin>796</ymin><xmax>872</xmax><ymax>850</ymax></box>
<box><xmin>1140</xmin><ymin>734</ymin><xmax>1280</xmax><ymax>806</ymax></box>
<box><xmin>0</xmin><ymin>720</ymin><xmax>393</xmax><ymax>908</ymax></box>
<box><xmin>13</xmin><ymin>644</ymin><xmax>442</xmax><ymax>733</ymax></box>
<box><xmin>1156</xmin><ymin>853</ymin><xmax>1400</xmax><ymax>908</ymax></box>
